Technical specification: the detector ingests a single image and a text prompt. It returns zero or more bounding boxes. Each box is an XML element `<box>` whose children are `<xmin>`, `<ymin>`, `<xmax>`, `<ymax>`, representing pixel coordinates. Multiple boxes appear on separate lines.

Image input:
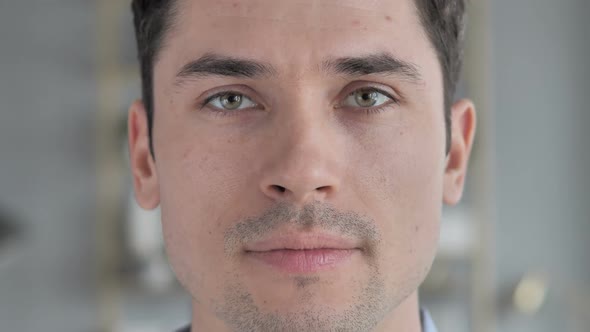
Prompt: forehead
<box><xmin>157</xmin><ymin>0</ymin><xmax>439</xmax><ymax>86</ymax></box>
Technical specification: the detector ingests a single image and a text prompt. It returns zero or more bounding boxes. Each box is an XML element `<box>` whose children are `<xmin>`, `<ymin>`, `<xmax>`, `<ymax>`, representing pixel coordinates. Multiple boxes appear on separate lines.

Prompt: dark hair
<box><xmin>131</xmin><ymin>0</ymin><xmax>179</xmax><ymax>155</ymax></box>
<box><xmin>414</xmin><ymin>0</ymin><xmax>466</xmax><ymax>152</ymax></box>
<box><xmin>131</xmin><ymin>0</ymin><xmax>466</xmax><ymax>154</ymax></box>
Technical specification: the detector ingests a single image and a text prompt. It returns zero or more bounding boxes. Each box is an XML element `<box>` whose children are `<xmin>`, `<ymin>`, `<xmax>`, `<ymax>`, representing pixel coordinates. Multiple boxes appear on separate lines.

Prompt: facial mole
<box><xmin>385</xmin><ymin>15</ymin><xmax>392</xmax><ymax>22</ymax></box>
<box><xmin>232</xmin><ymin>2</ymin><xmax>238</xmax><ymax>8</ymax></box>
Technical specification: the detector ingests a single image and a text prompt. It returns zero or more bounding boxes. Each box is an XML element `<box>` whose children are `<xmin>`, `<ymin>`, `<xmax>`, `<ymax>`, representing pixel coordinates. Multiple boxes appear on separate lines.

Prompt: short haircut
<box><xmin>131</xmin><ymin>0</ymin><xmax>466</xmax><ymax>154</ymax></box>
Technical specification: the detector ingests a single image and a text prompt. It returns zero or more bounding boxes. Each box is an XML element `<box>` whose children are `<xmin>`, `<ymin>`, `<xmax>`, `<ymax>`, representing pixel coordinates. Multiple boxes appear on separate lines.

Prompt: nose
<box><xmin>259</xmin><ymin>113</ymin><xmax>344</xmax><ymax>206</ymax></box>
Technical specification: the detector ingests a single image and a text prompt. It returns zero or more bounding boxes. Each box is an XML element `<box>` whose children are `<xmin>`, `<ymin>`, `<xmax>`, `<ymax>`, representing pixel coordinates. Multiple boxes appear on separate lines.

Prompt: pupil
<box><xmin>357</xmin><ymin>91</ymin><xmax>377</xmax><ymax>106</ymax></box>
<box><xmin>223</xmin><ymin>94</ymin><xmax>242</xmax><ymax>109</ymax></box>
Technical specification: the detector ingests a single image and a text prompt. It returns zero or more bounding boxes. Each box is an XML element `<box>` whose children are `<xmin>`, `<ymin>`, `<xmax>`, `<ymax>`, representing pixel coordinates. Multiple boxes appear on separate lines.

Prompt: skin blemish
<box><xmin>182</xmin><ymin>148</ymin><xmax>191</xmax><ymax>160</ymax></box>
<box><xmin>232</xmin><ymin>2</ymin><xmax>238</xmax><ymax>8</ymax></box>
<box><xmin>385</xmin><ymin>15</ymin><xmax>392</xmax><ymax>22</ymax></box>
<box><xmin>351</xmin><ymin>19</ymin><xmax>360</xmax><ymax>26</ymax></box>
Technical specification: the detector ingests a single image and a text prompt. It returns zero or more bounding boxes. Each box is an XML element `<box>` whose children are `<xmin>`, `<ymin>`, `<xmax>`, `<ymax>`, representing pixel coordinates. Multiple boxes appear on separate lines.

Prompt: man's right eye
<box><xmin>205</xmin><ymin>92</ymin><xmax>258</xmax><ymax>111</ymax></box>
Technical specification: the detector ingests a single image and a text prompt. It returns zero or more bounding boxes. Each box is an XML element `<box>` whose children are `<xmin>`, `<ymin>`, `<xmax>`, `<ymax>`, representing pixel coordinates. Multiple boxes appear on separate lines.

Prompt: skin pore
<box><xmin>128</xmin><ymin>0</ymin><xmax>476</xmax><ymax>331</ymax></box>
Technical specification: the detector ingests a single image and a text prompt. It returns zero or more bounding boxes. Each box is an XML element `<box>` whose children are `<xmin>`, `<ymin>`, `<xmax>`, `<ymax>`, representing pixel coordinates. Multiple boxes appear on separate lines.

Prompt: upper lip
<box><xmin>244</xmin><ymin>232</ymin><xmax>360</xmax><ymax>252</ymax></box>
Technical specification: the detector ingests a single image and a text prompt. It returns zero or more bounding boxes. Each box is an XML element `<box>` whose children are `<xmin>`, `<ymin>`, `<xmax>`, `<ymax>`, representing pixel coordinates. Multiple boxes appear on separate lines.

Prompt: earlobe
<box><xmin>443</xmin><ymin>99</ymin><xmax>477</xmax><ymax>205</ymax></box>
<box><xmin>128</xmin><ymin>99</ymin><xmax>160</xmax><ymax>209</ymax></box>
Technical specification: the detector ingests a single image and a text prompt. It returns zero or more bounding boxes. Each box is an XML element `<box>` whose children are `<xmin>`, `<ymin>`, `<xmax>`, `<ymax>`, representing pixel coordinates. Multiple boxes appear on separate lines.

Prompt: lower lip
<box><xmin>245</xmin><ymin>249</ymin><xmax>357</xmax><ymax>274</ymax></box>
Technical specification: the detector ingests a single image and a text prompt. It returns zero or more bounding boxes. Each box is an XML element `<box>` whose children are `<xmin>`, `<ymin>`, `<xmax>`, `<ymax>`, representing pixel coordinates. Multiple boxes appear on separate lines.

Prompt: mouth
<box><xmin>244</xmin><ymin>233</ymin><xmax>361</xmax><ymax>274</ymax></box>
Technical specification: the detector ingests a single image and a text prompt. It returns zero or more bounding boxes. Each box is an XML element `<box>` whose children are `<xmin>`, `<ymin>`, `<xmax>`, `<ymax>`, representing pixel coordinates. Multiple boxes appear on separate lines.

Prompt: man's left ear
<box><xmin>443</xmin><ymin>98</ymin><xmax>477</xmax><ymax>205</ymax></box>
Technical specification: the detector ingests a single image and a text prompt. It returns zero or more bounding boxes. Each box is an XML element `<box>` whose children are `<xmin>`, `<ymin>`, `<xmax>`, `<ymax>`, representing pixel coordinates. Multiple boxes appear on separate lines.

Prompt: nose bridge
<box><xmin>284</xmin><ymin>101</ymin><xmax>328</xmax><ymax>158</ymax></box>
<box><xmin>259</xmin><ymin>98</ymin><xmax>343</xmax><ymax>205</ymax></box>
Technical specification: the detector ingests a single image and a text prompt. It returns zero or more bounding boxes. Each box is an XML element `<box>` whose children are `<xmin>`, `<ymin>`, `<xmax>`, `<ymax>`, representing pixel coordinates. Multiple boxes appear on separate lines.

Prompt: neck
<box><xmin>190</xmin><ymin>290</ymin><xmax>422</xmax><ymax>332</ymax></box>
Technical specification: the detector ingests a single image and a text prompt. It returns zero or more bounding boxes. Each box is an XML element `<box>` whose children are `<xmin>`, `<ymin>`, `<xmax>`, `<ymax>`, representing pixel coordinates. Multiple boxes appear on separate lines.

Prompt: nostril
<box><xmin>272</xmin><ymin>185</ymin><xmax>286</xmax><ymax>193</ymax></box>
<box><xmin>316</xmin><ymin>186</ymin><xmax>330</xmax><ymax>192</ymax></box>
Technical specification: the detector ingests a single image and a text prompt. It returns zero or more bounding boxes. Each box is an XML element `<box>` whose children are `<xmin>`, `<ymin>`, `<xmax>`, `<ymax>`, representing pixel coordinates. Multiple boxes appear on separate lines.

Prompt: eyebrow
<box><xmin>174</xmin><ymin>52</ymin><xmax>422</xmax><ymax>85</ymax></box>
<box><xmin>174</xmin><ymin>53</ymin><xmax>276</xmax><ymax>85</ymax></box>
<box><xmin>322</xmin><ymin>53</ymin><xmax>423</xmax><ymax>83</ymax></box>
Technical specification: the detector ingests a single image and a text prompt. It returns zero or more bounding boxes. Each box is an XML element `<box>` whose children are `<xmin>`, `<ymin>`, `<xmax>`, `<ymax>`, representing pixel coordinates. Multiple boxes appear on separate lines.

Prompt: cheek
<box><xmin>351</xmin><ymin>119</ymin><xmax>444</xmax><ymax>280</ymax></box>
<box><xmin>353</xmin><ymin>117</ymin><xmax>445</xmax><ymax>216</ymax></box>
<box><xmin>360</xmin><ymin>142</ymin><xmax>443</xmax><ymax>247</ymax></box>
<box><xmin>156</xmin><ymin>134</ymin><xmax>257</xmax><ymax>297</ymax></box>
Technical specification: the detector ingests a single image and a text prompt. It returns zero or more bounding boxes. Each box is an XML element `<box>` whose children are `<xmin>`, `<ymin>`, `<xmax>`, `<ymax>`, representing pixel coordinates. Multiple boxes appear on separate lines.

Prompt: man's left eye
<box><xmin>206</xmin><ymin>92</ymin><xmax>257</xmax><ymax>111</ymax></box>
<box><xmin>342</xmin><ymin>88</ymin><xmax>393</xmax><ymax>108</ymax></box>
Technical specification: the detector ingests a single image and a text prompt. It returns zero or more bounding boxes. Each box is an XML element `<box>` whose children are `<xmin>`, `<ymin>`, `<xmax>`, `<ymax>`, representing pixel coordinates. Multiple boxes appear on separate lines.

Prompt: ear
<box><xmin>443</xmin><ymin>98</ymin><xmax>477</xmax><ymax>205</ymax></box>
<box><xmin>128</xmin><ymin>99</ymin><xmax>160</xmax><ymax>209</ymax></box>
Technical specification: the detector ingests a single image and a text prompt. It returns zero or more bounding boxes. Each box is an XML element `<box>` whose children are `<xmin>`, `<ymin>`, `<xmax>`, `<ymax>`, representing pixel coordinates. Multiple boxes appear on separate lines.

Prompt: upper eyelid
<box><xmin>204</xmin><ymin>91</ymin><xmax>254</xmax><ymax>103</ymax></box>
<box><xmin>346</xmin><ymin>87</ymin><xmax>393</xmax><ymax>99</ymax></box>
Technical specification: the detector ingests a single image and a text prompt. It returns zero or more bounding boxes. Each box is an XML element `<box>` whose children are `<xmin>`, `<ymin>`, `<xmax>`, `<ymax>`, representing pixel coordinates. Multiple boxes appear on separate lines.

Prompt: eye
<box><xmin>342</xmin><ymin>88</ymin><xmax>394</xmax><ymax>108</ymax></box>
<box><xmin>205</xmin><ymin>92</ymin><xmax>257</xmax><ymax>111</ymax></box>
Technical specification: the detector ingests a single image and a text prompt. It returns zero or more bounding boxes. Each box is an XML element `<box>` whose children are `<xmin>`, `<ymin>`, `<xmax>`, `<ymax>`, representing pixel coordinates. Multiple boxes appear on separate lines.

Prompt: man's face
<box><xmin>129</xmin><ymin>0</ymin><xmax>474</xmax><ymax>331</ymax></box>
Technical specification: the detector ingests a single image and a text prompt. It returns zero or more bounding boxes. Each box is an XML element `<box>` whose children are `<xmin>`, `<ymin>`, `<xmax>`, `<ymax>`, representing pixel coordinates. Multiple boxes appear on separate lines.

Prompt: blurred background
<box><xmin>0</xmin><ymin>0</ymin><xmax>588</xmax><ymax>331</ymax></box>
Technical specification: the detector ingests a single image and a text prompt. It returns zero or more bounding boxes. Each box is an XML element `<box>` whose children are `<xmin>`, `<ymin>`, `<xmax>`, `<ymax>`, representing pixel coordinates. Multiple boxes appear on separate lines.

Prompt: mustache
<box><xmin>223</xmin><ymin>201</ymin><xmax>380</xmax><ymax>255</ymax></box>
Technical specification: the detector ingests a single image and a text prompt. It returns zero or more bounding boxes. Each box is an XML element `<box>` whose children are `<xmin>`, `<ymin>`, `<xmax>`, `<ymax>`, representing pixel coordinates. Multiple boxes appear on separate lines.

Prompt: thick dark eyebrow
<box><xmin>322</xmin><ymin>53</ymin><xmax>423</xmax><ymax>84</ymax></box>
<box><xmin>174</xmin><ymin>52</ymin><xmax>422</xmax><ymax>86</ymax></box>
<box><xmin>174</xmin><ymin>53</ymin><xmax>276</xmax><ymax>85</ymax></box>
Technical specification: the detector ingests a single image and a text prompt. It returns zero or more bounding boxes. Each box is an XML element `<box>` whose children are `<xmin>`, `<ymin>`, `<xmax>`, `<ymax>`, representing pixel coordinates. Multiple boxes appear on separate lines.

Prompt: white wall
<box><xmin>0</xmin><ymin>2</ymin><xmax>99</xmax><ymax>331</ymax></box>
<box><xmin>491</xmin><ymin>0</ymin><xmax>590</xmax><ymax>331</ymax></box>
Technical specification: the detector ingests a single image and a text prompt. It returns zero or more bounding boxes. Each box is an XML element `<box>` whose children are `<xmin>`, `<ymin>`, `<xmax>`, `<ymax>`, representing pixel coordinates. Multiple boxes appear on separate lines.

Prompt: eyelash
<box><xmin>199</xmin><ymin>87</ymin><xmax>399</xmax><ymax>117</ymax></box>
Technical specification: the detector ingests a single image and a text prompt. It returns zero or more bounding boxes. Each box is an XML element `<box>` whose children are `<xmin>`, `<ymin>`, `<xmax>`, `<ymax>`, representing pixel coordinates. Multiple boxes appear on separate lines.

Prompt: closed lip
<box><xmin>244</xmin><ymin>232</ymin><xmax>361</xmax><ymax>252</ymax></box>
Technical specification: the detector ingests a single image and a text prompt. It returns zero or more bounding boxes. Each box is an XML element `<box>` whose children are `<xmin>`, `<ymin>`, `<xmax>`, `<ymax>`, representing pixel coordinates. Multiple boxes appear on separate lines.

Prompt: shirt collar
<box><xmin>420</xmin><ymin>307</ymin><xmax>438</xmax><ymax>332</ymax></box>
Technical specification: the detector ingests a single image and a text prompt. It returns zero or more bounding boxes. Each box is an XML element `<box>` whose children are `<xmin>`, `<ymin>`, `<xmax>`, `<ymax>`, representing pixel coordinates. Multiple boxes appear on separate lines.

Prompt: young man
<box><xmin>128</xmin><ymin>0</ymin><xmax>476</xmax><ymax>331</ymax></box>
